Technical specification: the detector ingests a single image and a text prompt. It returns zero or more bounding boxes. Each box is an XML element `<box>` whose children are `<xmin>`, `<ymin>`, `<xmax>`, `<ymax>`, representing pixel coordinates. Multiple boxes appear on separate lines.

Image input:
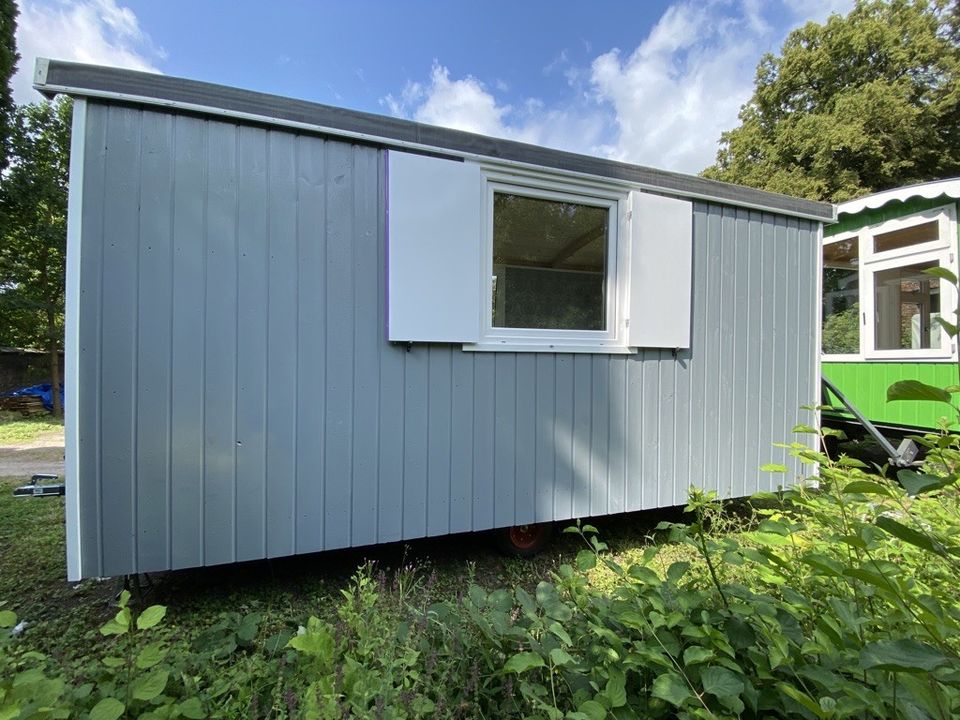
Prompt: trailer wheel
<box><xmin>496</xmin><ymin>523</ymin><xmax>553</xmax><ymax>557</ymax></box>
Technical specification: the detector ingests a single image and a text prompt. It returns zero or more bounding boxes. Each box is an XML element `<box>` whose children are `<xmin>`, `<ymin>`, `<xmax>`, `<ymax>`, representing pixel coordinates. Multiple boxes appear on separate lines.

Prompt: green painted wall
<box><xmin>823</xmin><ymin>362</ymin><xmax>957</xmax><ymax>429</ymax></box>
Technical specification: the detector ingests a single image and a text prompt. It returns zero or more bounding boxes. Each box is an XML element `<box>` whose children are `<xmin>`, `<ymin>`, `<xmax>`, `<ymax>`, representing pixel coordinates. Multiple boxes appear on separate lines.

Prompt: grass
<box><xmin>0</xmin><ymin>411</ymin><xmax>63</xmax><ymax>445</ymax></box>
<box><xmin>0</xmin><ymin>471</ymin><xmax>687</xmax><ymax>668</ymax></box>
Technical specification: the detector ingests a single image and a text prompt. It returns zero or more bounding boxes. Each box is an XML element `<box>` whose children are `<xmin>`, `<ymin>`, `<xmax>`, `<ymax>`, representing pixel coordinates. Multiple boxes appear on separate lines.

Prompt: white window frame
<box><xmin>822</xmin><ymin>203</ymin><xmax>958</xmax><ymax>362</ymax></box>
<box><xmin>465</xmin><ymin>169</ymin><xmax>633</xmax><ymax>353</ymax></box>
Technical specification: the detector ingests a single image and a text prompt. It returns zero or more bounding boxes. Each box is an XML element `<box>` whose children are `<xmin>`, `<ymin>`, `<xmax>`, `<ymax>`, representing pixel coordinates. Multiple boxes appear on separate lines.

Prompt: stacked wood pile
<box><xmin>0</xmin><ymin>394</ymin><xmax>48</xmax><ymax>415</ymax></box>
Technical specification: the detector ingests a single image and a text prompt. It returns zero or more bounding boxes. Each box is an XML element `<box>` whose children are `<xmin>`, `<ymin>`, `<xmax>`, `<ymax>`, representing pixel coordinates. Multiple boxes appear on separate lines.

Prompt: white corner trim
<box><xmin>839</xmin><ymin>179</ymin><xmax>960</xmax><ymax>216</ymax></box>
<box><xmin>64</xmin><ymin>98</ymin><xmax>86</xmax><ymax>582</ymax></box>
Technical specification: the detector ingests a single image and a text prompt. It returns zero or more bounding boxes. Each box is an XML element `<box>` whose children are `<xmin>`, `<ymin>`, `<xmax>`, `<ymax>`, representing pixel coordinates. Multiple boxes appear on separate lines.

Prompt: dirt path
<box><xmin>0</xmin><ymin>431</ymin><xmax>65</xmax><ymax>479</ymax></box>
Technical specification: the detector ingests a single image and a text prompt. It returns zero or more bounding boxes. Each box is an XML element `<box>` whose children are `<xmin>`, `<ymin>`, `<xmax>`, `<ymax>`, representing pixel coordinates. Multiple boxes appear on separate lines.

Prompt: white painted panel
<box><xmin>388</xmin><ymin>151</ymin><xmax>482</xmax><ymax>342</ymax></box>
<box><xmin>64</xmin><ymin>99</ymin><xmax>87</xmax><ymax>581</ymax></box>
<box><xmin>627</xmin><ymin>191</ymin><xmax>693</xmax><ymax>349</ymax></box>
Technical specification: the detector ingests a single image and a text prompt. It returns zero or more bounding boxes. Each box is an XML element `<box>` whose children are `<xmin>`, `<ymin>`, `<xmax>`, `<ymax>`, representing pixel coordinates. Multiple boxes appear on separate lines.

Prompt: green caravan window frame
<box><xmin>469</xmin><ymin>169</ymin><xmax>632</xmax><ymax>353</ymax></box>
<box><xmin>822</xmin><ymin>203</ymin><xmax>959</xmax><ymax>362</ymax></box>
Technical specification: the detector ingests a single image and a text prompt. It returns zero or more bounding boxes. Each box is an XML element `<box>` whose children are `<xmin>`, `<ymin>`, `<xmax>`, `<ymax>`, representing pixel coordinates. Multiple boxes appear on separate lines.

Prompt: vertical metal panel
<box><xmin>449</xmin><ymin>352</ymin><xmax>474</xmax><ymax>531</ymax></box>
<box><xmin>169</xmin><ymin>114</ymin><xmax>205</xmax><ymax>570</ymax></box>
<box><xmin>572</xmin><ymin>356</ymin><xmax>592</xmax><ymax>517</ymax></box>
<box><xmin>589</xmin><ymin>358</ymin><xmax>609</xmax><ymax>517</ymax></box>
<box><xmin>494</xmin><ymin>354</ymin><xmax>516</xmax><ymax>528</ymax></box>
<box><xmin>135</xmin><ymin>111</ymin><xmax>174</xmax><ymax>573</ymax></box>
<box><xmin>426</xmin><ymin>347</ymin><xmax>452</xmax><ymax>536</ymax></box>
<box><xmin>472</xmin><ymin>354</ymin><xmax>495</xmax><ymax>529</ymax></box>
<box><xmin>322</xmin><ymin>141</ymin><xmax>355</xmax><ymax>549</ymax></box>
<box><xmin>264</xmin><ymin>132</ymin><xmax>298</xmax><ymax>557</ymax></box>
<box><xmin>351</xmin><ymin>146</ymin><xmax>382</xmax><ymax>547</ymax></box>
<box><xmin>515</xmin><ymin>355</ymin><xmax>537</xmax><ymax>524</ymax></box>
<box><xmin>74</xmin><ymin>105</ymin><xmax>821</xmax><ymax>577</ymax></box>
<box><xmin>235</xmin><ymin>126</ymin><xmax>269</xmax><ymax>561</ymax></box>
<box><xmin>534</xmin><ymin>355</ymin><xmax>555</xmax><ymax>524</ymax></box>
<box><xmin>203</xmin><ymin>121</ymin><xmax>238</xmax><ymax>565</ymax></box>
<box><xmin>294</xmin><ymin>134</ymin><xmax>327</xmax><ymax>553</ymax></box>
<box><xmin>76</xmin><ymin>102</ymin><xmax>106</xmax><ymax>577</ymax></box>
<box><xmin>98</xmin><ymin>106</ymin><xmax>140</xmax><ymax>576</ymax></box>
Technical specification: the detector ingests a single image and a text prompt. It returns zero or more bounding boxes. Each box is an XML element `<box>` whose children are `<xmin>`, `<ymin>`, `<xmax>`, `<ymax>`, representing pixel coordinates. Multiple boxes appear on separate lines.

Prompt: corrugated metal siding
<box><xmin>73</xmin><ymin>103</ymin><xmax>820</xmax><ymax>578</ymax></box>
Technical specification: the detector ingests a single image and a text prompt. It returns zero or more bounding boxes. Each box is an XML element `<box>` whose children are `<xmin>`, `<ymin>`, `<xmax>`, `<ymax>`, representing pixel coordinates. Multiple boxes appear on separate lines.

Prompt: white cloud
<box><xmin>384</xmin><ymin>0</ymin><xmax>858</xmax><ymax>174</ymax></box>
<box><xmin>12</xmin><ymin>0</ymin><xmax>163</xmax><ymax>104</ymax></box>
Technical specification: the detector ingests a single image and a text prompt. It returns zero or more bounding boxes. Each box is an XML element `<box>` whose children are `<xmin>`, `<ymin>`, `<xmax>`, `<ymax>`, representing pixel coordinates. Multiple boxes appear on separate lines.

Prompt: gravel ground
<box><xmin>0</xmin><ymin>431</ymin><xmax>65</xmax><ymax>478</ymax></box>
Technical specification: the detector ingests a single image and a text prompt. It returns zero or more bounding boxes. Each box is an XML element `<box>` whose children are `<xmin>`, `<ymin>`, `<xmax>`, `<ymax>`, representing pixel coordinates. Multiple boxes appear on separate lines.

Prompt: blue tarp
<box><xmin>0</xmin><ymin>383</ymin><xmax>64</xmax><ymax>411</ymax></box>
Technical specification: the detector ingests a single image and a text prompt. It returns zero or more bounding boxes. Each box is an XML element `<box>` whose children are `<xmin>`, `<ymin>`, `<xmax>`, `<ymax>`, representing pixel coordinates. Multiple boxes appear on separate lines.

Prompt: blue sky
<box><xmin>13</xmin><ymin>0</ymin><xmax>852</xmax><ymax>173</ymax></box>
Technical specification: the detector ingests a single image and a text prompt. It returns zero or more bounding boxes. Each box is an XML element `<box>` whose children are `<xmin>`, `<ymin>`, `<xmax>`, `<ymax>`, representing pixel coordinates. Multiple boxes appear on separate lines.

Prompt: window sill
<box><xmin>463</xmin><ymin>342</ymin><xmax>637</xmax><ymax>354</ymax></box>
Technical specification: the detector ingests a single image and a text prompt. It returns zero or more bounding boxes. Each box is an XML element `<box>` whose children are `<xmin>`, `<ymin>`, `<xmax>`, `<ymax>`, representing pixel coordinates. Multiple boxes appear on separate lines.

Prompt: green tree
<box><xmin>702</xmin><ymin>0</ymin><xmax>960</xmax><ymax>202</ymax></box>
<box><xmin>0</xmin><ymin>98</ymin><xmax>71</xmax><ymax>417</ymax></box>
<box><xmin>0</xmin><ymin>0</ymin><xmax>18</xmax><ymax>172</ymax></box>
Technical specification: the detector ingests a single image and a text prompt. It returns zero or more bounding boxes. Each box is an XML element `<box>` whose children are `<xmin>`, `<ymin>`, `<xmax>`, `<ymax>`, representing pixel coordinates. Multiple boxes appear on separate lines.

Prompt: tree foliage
<box><xmin>0</xmin><ymin>0</ymin><xmax>18</xmax><ymax>172</ymax></box>
<box><xmin>702</xmin><ymin>0</ymin><xmax>960</xmax><ymax>202</ymax></box>
<box><xmin>0</xmin><ymin>98</ymin><xmax>71</xmax><ymax>415</ymax></box>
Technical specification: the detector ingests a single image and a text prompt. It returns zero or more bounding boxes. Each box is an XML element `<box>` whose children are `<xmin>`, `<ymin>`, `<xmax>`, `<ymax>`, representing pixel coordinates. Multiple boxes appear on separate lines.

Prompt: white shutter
<box><xmin>627</xmin><ymin>191</ymin><xmax>693</xmax><ymax>349</ymax></box>
<box><xmin>387</xmin><ymin>151</ymin><xmax>482</xmax><ymax>343</ymax></box>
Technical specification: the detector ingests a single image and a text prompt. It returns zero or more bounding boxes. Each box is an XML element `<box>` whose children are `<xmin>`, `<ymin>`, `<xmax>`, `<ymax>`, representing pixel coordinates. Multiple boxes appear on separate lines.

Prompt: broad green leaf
<box><xmin>666</xmin><ymin>561</ymin><xmax>690</xmax><ymax>583</ymax></box>
<box><xmin>887</xmin><ymin>380</ymin><xmax>953</xmax><ymax>405</ymax></box>
<box><xmin>136</xmin><ymin>642</ymin><xmax>167</xmax><ymax>669</ymax></box>
<box><xmin>776</xmin><ymin>683</ymin><xmax>824</xmax><ymax>718</ymax></box>
<box><xmin>933</xmin><ymin>316</ymin><xmax>959</xmax><ymax>337</ymax></box>
<box><xmin>875</xmin><ymin>516</ymin><xmax>948</xmax><ymax>557</ymax></box>
<box><xmin>651</xmin><ymin>672</ymin><xmax>691</xmax><ymax>707</ymax></box>
<box><xmin>792</xmin><ymin>424</ymin><xmax>819</xmax><ymax>434</ymax></box>
<box><xmin>859</xmin><ymin>639</ymin><xmax>951</xmax><ymax>672</ymax></box>
<box><xmin>701</xmin><ymin>666</ymin><xmax>744</xmax><ymax>699</ymax></box>
<box><xmin>682</xmin><ymin>646</ymin><xmax>714</xmax><ymax>666</ymax></box>
<box><xmin>576</xmin><ymin>700</ymin><xmax>607</xmax><ymax>720</ymax></box>
<box><xmin>410</xmin><ymin>697</ymin><xmax>435</xmax><ymax>714</ymax></box>
<box><xmin>131</xmin><ymin>669</ymin><xmax>169</xmax><ymax>701</ymax></box>
<box><xmin>178</xmin><ymin>697</ymin><xmax>206</xmax><ymax>720</ymax></box>
<box><xmin>99</xmin><ymin>619</ymin><xmax>128</xmax><ymax>636</ymax></box>
<box><xmin>118</xmin><ymin>590</ymin><xmax>131</xmax><ymax>608</ymax></box>
<box><xmin>287</xmin><ymin>618</ymin><xmax>334</xmax><ymax>660</ymax></box>
<box><xmin>0</xmin><ymin>610</ymin><xmax>16</xmax><ymax>628</ymax></box>
<box><xmin>503</xmin><ymin>652</ymin><xmax>545</xmax><ymax>674</ymax></box>
<box><xmin>89</xmin><ymin>698</ymin><xmax>125</xmax><ymax>720</ymax></box>
<box><xmin>760</xmin><ymin>463</ymin><xmax>787</xmax><ymax>473</ymax></box>
<box><xmin>841</xmin><ymin>480</ymin><xmax>891</xmax><ymax>496</ymax></box>
<box><xmin>604</xmin><ymin>669</ymin><xmax>627</xmax><ymax>708</ymax></box>
<box><xmin>101</xmin><ymin>656</ymin><xmax>125</xmax><ymax>668</ymax></box>
<box><xmin>897</xmin><ymin>470</ymin><xmax>950</xmax><ymax>496</ymax></box>
<box><xmin>582</xmin><ymin>524</ymin><xmax>599</xmax><ymax>534</ymax></box>
<box><xmin>576</xmin><ymin>549</ymin><xmax>597</xmax><ymax>571</ymax></box>
<box><xmin>548</xmin><ymin>622</ymin><xmax>573</xmax><ymax>647</ymax></box>
<box><xmin>924</xmin><ymin>266</ymin><xmax>958</xmax><ymax>286</ymax></box>
<box><xmin>136</xmin><ymin>605</ymin><xmax>167</xmax><ymax>631</ymax></box>
<box><xmin>549</xmin><ymin>648</ymin><xmax>575</xmax><ymax>667</ymax></box>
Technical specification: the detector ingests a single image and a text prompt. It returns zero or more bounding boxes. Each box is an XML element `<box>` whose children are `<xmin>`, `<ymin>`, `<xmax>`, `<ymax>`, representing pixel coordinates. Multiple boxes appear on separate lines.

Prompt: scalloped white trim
<box><xmin>839</xmin><ymin>178</ymin><xmax>960</xmax><ymax>216</ymax></box>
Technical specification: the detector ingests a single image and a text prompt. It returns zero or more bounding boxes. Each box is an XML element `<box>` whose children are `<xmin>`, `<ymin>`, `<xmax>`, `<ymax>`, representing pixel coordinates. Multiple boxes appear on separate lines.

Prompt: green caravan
<box><xmin>822</xmin><ymin>179</ymin><xmax>960</xmax><ymax>432</ymax></box>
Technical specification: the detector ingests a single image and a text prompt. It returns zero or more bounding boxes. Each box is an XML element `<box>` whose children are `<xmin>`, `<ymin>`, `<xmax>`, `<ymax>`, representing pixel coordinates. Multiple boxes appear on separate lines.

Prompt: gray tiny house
<box><xmin>35</xmin><ymin>59</ymin><xmax>834</xmax><ymax>581</ymax></box>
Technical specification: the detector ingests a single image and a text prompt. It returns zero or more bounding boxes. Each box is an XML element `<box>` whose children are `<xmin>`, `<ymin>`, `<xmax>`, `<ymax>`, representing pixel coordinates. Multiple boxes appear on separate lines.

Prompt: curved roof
<box><xmin>838</xmin><ymin>178</ymin><xmax>960</xmax><ymax>216</ymax></box>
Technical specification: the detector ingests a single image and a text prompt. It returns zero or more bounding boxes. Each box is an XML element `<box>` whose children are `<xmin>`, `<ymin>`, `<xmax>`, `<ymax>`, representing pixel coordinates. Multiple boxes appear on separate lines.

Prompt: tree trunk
<box><xmin>48</xmin><ymin>305</ymin><xmax>62</xmax><ymax>418</ymax></box>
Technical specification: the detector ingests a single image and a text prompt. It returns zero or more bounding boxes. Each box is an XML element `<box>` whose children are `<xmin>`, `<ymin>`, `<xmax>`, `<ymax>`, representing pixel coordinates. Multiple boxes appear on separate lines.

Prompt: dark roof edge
<box><xmin>36</xmin><ymin>59</ymin><xmax>835</xmax><ymax>223</ymax></box>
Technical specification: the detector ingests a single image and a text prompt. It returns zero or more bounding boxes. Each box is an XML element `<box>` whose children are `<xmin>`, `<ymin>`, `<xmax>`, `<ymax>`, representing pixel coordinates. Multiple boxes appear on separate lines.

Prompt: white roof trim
<box><xmin>838</xmin><ymin>178</ymin><xmax>960</xmax><ymax>215</ymax></box>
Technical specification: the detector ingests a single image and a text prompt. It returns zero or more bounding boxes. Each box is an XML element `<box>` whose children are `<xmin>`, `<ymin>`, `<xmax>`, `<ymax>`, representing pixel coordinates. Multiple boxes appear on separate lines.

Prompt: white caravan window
<box><xmin>821</xmin><ymin>204</ymin><xmax>958</xmax><ymax>361</ymax></box>
<box><xmin>387</xmin><ymin>151</ymin><xmax>693</xmax><ymax>353</ymax></box>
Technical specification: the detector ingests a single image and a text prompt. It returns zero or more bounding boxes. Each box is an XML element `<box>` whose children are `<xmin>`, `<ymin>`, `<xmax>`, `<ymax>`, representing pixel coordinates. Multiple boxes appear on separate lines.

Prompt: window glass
<box><xmin>873</xmin><ymin>220</ymin><xmax>939</xmax><ymax>253</ymax></box>
<box><xmin>822</xmin><ymin>238</ymin><xmax>860</xmax><ymax>354</ymax></box>
<box><xmin>492</xmin><ymin>193</ymin><xmax>608</xmax><ymax>330</ymax></box>
<box><xmin>873</xmin><ymin>260</ymin><xmax>941</xmax><ymax>350</ymax></box>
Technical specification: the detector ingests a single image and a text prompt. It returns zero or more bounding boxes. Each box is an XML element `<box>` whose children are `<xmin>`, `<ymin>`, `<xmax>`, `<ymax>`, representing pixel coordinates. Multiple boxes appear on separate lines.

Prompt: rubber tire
<box><xmin>494</xmin><ymin>522</ymin><xmax>553</xmax><ymax>557</ymax></box>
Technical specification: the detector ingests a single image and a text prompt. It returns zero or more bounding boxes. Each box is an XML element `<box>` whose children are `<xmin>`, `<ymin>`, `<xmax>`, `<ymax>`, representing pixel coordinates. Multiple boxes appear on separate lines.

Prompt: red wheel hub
<box><xmin>508</xmin><ymin>524</ymin><xmax>543</xmax><ymax>550</ymax></box>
